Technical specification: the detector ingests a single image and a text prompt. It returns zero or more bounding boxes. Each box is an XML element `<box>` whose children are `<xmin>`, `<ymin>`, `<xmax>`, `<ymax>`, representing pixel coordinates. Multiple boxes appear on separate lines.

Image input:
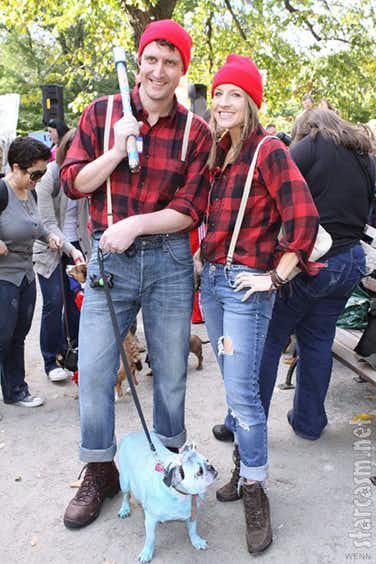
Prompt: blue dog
<box><xmin>118</xmin><ymin>431</ymin><xmax>218</xmax><ymax>562</ymax></box>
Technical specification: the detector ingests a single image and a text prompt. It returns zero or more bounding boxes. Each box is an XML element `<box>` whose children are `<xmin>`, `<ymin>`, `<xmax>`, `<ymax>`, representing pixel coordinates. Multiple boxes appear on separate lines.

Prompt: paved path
<box><xmin>1</xmin><ymin>288</ymin><xmax>375</xmax><ymax>563</ymax></box>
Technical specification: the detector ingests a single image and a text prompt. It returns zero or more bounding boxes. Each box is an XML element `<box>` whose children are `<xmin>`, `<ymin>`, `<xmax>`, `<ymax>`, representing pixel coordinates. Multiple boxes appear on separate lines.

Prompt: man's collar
<box><xmin>131</xmin><ymin>84</ymin><xmax>179</xmax><ymax>123</ymax></box>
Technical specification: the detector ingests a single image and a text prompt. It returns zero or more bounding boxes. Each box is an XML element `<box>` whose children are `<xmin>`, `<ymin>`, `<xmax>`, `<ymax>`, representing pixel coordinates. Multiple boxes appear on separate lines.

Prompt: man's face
<box><xmin>266</xmin><ymin>125</ymin><xmax>277</xmax><ymax>135</ymax></box>
<box><xmin>302</xmin><ymin>97</ymin><xmax>313</xmax><ymax>110</ymax></box>
<box><xmin>138</xmin><ymin>41</ymin><xmax>184</xmax><ymax>104</ymax></box>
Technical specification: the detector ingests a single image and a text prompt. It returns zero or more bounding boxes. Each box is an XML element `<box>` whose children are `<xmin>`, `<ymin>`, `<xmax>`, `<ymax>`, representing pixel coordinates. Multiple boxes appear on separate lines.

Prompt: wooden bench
<box><xmin>333</xmin><ymin>327</ymin><xmax>376</xmax><ymax>385</ymax></box>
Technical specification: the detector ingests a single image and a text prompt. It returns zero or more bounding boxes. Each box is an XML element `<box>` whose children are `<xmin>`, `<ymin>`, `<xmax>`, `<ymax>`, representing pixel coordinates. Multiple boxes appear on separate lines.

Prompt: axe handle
<box><xmin>115</xmin><ymin>61</ymin><xmax>140</xmax><ymax>173</ymax></box>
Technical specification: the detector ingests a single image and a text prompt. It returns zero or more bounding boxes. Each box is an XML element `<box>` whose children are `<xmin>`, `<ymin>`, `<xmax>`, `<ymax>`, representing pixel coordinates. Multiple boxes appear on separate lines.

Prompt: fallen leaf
<box><xmin>351</xmin><ymin>413</ymin><xmax>376</xmax><ymax>423</ymax></box>
<box><xmin>30</xmin><ymin>536</ymin><xmax>38</xmax><ymax>547</ymax></box>
<box><xmin>69</xmin><ymin>479</ymin><xmax>82</xmax><ymax>488</ymax></box>
<box><xmin>365</xmin><ymin>395</ymin><xmax>376</xmax><ymax>401</ymax></box>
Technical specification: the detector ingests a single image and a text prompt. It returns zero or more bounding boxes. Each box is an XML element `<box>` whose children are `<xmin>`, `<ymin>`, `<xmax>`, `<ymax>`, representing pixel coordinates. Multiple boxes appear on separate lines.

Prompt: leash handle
<box><xmin>97</xmin><ymin>247</ymin><xmax>157</xmax><ymax>454</ymax></box>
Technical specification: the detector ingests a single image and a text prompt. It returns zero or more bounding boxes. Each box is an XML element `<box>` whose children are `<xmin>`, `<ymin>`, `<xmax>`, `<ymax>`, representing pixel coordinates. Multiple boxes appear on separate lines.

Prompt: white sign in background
<box><xmin>0</xmin><ymin>93</ymin><xmax>20</xmax><ymax>173</ymax></box>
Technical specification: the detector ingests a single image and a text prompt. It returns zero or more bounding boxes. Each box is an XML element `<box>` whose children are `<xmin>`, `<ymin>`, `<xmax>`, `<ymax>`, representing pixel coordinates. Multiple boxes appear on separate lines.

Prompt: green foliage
<box><xmin>0</xmin><ymin>0</ymin><xmax>375</xmax><ymax>134</ymax></box>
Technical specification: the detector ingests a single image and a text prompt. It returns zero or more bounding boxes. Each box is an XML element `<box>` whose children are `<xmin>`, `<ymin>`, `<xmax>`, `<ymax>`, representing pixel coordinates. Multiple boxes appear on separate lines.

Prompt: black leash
<box><xmin>97</xmin><ymin>247</ymin><xmax>158</xmax><ymax>456</ymax></box>
<box><xmin>59</xmin><ymin>257</ymin><xmax>76</xmax><ymax>354</ymax></box>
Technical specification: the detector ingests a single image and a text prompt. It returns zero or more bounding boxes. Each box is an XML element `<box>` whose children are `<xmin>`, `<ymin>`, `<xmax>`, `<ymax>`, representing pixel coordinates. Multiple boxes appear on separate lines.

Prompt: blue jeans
<box><xmin>38</xmin><ymin>248</ymin><xmax>80</xmax><ymax>373</ymax></box>
<box><xmin>259</xmin><ymin>244</ymin><xmax>366</xmax><ymax>439</ymax></box>
<box><xmin>78</xmin><ymin>233</ymin><xmax>194</xmax><ymax>462</ymax></box>
<box><xmin>201</xmin><ymin>263</ymin><xmax>275</xmax><ymax>482</ymax></box>
<box><xmin>0</xmin><ymin>276</ymin><xmax>36</xmax><ymax>403</ymax></box>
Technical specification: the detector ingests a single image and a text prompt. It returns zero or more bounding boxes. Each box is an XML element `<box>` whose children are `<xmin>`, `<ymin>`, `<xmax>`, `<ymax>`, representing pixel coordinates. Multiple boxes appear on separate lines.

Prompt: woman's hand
<box><xmin>234</xmin><ymin>272</ymin><xmax>273</xmax><ymax>302</ymax></box>
<box><xmin>0</xmin><ymin>240</ymin><xmax>8</xmax><ymax>256</ymax></box>
<box><xmin>71</xmin><ymin>247</ymin><xmax>85</xmax><ymax>264</ymax></box>
<box><xmin>47</xmin><ymin>233</ymin><xmax>62</xmax><ymax>251</ymax></box>
<box><xmin>193</xmin><ymin>249</ymin><xmax>204</xmax><ymax>277</ymax></box>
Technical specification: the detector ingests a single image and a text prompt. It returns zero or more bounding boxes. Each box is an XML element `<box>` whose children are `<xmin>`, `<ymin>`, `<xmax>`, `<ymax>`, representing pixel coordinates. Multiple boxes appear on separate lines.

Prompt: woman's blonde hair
<box><xmin>207</xmin><ymin>92</ymin><xmax>259</xmax><ymax>169</ymax></box>
<box><xmin>56</xmin><ymin>128</ymin><xmax>77</xmax><ymax>167</ymax></box>
<box><xmin>292</xmin><ymin>109</ymin><xmax>375</xmax><ymax>154</ymax></box>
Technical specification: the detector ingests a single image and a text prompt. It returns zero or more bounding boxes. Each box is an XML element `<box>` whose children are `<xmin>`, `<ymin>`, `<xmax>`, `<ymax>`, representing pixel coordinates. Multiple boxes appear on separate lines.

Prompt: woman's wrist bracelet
<box><xmin>270</xmin><ymin>269</ymin><xmax>288</xmax><ymax>289</ymax></box>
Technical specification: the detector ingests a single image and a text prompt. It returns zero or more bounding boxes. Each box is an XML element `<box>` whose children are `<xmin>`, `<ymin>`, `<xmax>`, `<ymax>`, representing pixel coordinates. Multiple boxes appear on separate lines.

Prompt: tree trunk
<box><xmin>121</xmin><ymin>0</ymin><xmax>178</xmax><ymax>47</ymax></box>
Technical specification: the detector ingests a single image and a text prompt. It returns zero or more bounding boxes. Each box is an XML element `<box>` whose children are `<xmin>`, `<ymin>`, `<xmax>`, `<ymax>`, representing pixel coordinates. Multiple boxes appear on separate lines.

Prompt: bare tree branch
<box><xmin>223</xmin><ymin>0</ymin><xmax>250</xmax><ymax>44</ymax></box>
<box><xmin>206</xmin><ymin>10</ymin><xmax>214</xmax><ymax>74</ymax></box>
<box><xmin>283</xmin><ymin>0</ymin><xmax>322</xmax><ymax>41</ymax></box>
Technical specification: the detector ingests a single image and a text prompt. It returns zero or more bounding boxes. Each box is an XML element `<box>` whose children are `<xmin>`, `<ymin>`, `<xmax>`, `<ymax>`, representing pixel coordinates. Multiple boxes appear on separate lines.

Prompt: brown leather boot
<box><xmin>64</xmin><ymin>461</ymin><xmax>120</xmax><ymax>529</ymax></box>
<box><xmin>243</xmin><ymin>481</ymin><xmax>272</xmax><ymax>553</ymax></box>
<box><xmin>216</xmin><ymin>444</ymin><xmax>242</xmax><ymax>502</ymax></box>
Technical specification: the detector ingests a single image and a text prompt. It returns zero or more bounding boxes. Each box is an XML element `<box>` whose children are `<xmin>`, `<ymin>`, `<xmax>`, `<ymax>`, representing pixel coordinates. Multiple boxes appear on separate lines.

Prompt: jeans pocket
<box><xmin>165</xmin><ymin>238</ymin><xmax>193</xmax><ymax>267</ymax></box>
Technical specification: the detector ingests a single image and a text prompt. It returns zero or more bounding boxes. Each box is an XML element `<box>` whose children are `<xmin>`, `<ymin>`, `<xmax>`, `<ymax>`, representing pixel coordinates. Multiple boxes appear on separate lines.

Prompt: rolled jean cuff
<box><xmin>79</xmin><ymin>441</ymin><xmax>116</xmax><ymax>463</ymax></box>
<box><xmin>155</xmin><ymin>428</ymin><xmax>187</xmax><ymax>449</ymax></box>
<box><xmin>240</xmin><ymin>461</ymin><xmax>268</xmax><ymax>483</ymax></box>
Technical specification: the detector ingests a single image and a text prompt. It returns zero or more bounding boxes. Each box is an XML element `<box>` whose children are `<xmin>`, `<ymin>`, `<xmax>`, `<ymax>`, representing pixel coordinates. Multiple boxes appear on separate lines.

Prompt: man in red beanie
<box><xmin>61</xmin><ymin>19</ymin><xmax>211</xmax><ymax>529</ymax></box>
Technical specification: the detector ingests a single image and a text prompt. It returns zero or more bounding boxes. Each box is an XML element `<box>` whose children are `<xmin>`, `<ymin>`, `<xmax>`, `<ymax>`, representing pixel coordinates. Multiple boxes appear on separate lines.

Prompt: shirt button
<box><xmin>210</xmin><ymin>265</ymin><xmax>216</xmax><ymax>272</ymax></box>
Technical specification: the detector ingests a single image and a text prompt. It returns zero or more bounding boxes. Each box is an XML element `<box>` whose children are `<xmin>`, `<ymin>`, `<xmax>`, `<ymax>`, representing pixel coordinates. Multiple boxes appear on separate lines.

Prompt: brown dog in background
<box><xmin>189</xmin><ymin>335</ymin><xmax>210</xmax><ymax>370</ymax></box>
<box><xmin>67</xmin><ymin>262</ymin><xmax>143</xmax><ymax>398</ymax></box>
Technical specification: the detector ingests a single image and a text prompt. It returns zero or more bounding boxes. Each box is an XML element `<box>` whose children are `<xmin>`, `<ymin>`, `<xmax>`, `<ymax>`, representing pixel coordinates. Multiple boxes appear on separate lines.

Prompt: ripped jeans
<box><xmin>201</xmin><ymin>263</ymin><xmax>275</xmax><ymax>482</ymax></box>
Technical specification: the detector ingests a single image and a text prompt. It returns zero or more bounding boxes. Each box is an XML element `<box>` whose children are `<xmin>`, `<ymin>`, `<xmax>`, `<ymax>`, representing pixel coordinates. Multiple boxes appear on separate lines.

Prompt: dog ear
<box><xmin>180</xmin><ymin>442</ymin><xmax>197</xmax><ymax>462</ymax></box>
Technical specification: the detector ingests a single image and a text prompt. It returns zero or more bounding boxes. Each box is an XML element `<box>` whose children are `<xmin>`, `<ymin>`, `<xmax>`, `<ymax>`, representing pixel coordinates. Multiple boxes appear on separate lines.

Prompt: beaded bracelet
<box><xmin>270</xmin><ymin>269</ymin><xmax>288</xmax><ymax>289</ymax></box>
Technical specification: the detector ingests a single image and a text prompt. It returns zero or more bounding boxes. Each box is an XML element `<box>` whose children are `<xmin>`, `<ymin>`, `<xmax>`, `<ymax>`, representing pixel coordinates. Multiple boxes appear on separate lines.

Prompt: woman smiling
<box><xmin>199</xmin><ymin>54</ymin><xmax>320</xmax><ymax>553</ymax></box>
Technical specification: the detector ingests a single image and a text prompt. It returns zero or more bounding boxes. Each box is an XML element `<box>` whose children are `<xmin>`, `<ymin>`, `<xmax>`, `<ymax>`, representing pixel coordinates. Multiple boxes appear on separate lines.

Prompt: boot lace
<box><xmin>74</xmin><ymin>464</ymin><xmax>105</xmax><ymax>504</ymax></box>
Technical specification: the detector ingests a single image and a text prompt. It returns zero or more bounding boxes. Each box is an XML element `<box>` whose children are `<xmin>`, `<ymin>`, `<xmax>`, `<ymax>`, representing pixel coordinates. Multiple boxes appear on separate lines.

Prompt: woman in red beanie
<box><xmin>198</xmin><ymin>54</ymin><xmax>320</xmax><ymax>553</ymax></box>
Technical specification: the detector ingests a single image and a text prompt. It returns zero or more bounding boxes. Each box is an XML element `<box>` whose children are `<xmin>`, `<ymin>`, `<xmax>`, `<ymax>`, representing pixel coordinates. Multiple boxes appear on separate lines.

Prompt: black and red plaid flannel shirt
<box><xmin>201</xmin><ymin>126</ymin><xmax>319</xmax><ymax>271</ymax></box>
<box><xmin>61</xmin><ymin>86</ymin><xmax>211</xmax><ymax>232</ymax></box>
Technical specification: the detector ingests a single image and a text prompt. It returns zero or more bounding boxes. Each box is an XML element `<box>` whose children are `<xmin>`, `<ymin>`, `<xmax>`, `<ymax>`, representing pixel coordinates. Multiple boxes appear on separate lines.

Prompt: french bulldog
<box><xmin>118</xmin><ymin>431</ymin><xmax>217</xmax><ymax>562</ymax></box>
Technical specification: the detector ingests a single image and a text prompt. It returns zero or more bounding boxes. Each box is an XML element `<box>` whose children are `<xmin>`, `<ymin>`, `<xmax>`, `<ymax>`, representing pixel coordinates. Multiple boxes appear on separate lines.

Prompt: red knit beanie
<box><xmin>211</xmin><ymin>54</ymin><xmax>263</xmax><ymax>108</ymax></box>
<box><xmin>138</xmin><ymin>19</ymin><xmax>192</xmax><ymax>75</ymax></box>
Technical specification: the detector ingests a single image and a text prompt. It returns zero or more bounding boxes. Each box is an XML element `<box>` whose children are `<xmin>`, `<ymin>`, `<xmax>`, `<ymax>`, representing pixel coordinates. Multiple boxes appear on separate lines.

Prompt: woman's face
<box><xmin>212</xmin><ymin>84</ymin><xmax>247</xmax><ymax>133</ymax></box>
<box><xmin>12</xmin><ymin>159</ymin><xmax>48</xmax><ymax>190</ymax></box>
<box><xmin>48</xmin><ymin>126</ymin><xmax>59</xmax><ymax>145</ymax></box>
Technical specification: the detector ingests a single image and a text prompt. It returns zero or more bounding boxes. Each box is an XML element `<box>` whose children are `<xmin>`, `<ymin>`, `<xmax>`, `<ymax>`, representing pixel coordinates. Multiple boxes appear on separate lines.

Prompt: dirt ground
<box><xmin>1</xmin><ymin>288</ymin><xmax>376</xmax><ymax>564</ymax></box>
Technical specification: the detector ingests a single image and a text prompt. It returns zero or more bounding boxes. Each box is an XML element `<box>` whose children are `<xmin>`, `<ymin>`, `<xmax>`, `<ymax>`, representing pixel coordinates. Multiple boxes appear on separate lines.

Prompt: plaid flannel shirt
<box><xmin>201</xmin><ymin>126</ymin><xmax>319</xmax><ymax>271</ymax></box>
<box><xmin>61</xmin><ymin>87</ymin><xmax>211</xmax><ymax>232</ymax></box>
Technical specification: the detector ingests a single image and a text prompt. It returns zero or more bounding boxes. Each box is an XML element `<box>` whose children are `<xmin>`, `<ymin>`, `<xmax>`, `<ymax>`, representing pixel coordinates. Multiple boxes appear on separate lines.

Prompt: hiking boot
<box><xmin>216</xmin><ymin>444</ymin><xmax>242</xmax><ymax>502</ymax></box>
<box><xmin>212</xmin><ymin>424</ymin><xmax>234</xmax><ymax>442</ymax></box>
<box><xmin>243</xmin><ymin>481</ymin><xmax>272</xmax><ymax>553</ymax></box>
<box><xmin>64</xmin><ymin>461</ymin><xmax>120</xmax><ymax>529</ymax></box>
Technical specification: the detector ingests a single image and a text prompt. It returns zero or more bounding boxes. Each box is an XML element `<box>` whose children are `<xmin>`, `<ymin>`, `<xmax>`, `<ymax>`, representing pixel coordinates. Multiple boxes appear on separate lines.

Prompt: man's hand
<box><xmin>112</xmin><ymin>114</ymin><xmax>141</xmax><ymax>161</ymax></box>
<box><xmin>0</xmin><ymin>240</ymin><xmax>8</xmax><ymax>256</ymax></box>
<box><xmin>99</xmin><ymin>216</ymin><xmax>143</xmax><ymax>253</ymax></box>
<box><xmin>47</xmin><ymin>233</ymin><xmax>62</xmax><ymax>251</ymax></box>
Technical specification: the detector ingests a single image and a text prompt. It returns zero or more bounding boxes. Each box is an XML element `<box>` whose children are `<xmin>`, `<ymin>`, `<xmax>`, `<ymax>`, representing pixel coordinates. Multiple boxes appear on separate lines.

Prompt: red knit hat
<box><xmin>211</xmin><ymin>54</ymin><xmax>263</xmax><ymax>108</ymax></box>
<box><xmin>138</xmin><ymin>19</ymin><xmax>192</xmax><ymax>74</ymax></box>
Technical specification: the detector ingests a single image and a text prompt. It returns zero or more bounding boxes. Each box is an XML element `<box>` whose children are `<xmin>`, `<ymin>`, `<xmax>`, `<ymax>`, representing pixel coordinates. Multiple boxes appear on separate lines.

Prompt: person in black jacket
<box><xmin>258</xmin><ymin>109</ymin><xmax>375</xmax><ymax>440</ymax></box>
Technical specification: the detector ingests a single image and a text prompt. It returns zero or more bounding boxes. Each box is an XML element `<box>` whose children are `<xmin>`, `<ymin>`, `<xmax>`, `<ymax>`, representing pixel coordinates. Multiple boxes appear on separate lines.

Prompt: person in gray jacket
<box><xmin>33</xmin><ymin>130</ymin><xmax>91</xmax><ymax>382</ymax></box>
<box><xmin>0</xmin><ymin>136</ymin><xmax>61</xmax><ymax>408</ymax></box>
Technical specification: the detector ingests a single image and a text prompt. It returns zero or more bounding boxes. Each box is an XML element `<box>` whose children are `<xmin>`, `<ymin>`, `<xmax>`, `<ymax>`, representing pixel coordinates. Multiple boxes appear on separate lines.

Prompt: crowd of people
<box><xmin>1</xmin><ymin>17</ymin><xmax>375</xmax><ymax>556</ymax></box>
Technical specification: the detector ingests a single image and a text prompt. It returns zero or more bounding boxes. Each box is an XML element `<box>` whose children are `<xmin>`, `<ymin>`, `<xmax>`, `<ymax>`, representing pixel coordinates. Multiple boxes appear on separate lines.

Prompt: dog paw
<box><xmin>118</xmin><ymin>507</ymin><xmax>131</xmax><ymax>519</ymax></box>
<box><xmin>138</xmin><ymin>546</ymin><xmax>153</xmax><ymax>562</ymax></box>
<box><xmin>191</xmin><ymin>536</ymin><xmax>207</xmax><ymax>550</ymax></box>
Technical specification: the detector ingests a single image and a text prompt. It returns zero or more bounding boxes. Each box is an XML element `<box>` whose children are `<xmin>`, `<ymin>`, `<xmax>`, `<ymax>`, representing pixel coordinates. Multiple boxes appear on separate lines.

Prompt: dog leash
<box><xmin>97</xmin><ymin>247</ymin><xmax>159</xmax><ymax>459</ymax></box>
